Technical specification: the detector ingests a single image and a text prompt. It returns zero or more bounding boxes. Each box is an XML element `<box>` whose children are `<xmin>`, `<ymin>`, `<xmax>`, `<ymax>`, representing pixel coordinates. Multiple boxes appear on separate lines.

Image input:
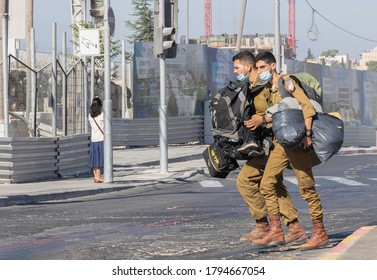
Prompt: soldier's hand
<box><xmin>300</xmin><ymin>136</ymin><xmax>313</xmax><ymax>149</ymax></box>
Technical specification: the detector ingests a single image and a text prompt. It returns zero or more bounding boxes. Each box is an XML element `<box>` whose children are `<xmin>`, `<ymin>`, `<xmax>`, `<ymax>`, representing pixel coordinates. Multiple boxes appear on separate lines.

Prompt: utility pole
<box><xmin>153</xmin><ymin>0</ymin><xmax>178</xmax><ymax>173</ymax></box>
<box><xmin>103</xmin><ymin>0</ymin><xmax>113</xmax><ymax>182</ymax></box>
<box><xmin>185</xmin><ymin>0</ymin><xmax>188</xmax><ymax>44</ymax></box>
<box><xmin>274</xmin><ymin>0</ymin><xmax>281</xmax><ymax>72</ymax></box>
<box><xmin>0</xmin><ymin>0</ymin><xmax>5</xmax><ymax>130</ymax></box>
<box><xmin>25</xmin><ymin>0</ymin><xmax>33</xmax><ymax>126</ymax></box>
<box><xmin>235</xmin><ymin>0</ymin><xmax>247</xmax><ymax>51</ymax></box>
<box><xmin>1</xmin><ymin>0</ymin><xmax>9</xmax><ymax>137</ymax></box>
<box><xmin>25</xmin><ymin>0</ymin><xmax>32</xmax><ymax>66</ymax></box>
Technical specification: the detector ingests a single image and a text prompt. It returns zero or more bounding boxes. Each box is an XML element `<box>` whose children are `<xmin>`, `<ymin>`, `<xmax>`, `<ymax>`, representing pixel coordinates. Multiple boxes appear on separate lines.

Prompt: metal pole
<box><xmin>25</xmin><ymin>0</ymin><xmax>33</xmax><ymax>124</ymax></box>
<box><xmin>83</xmin><ymin>0</ymin><xmax>88</xmax><ymax>133</ymax></box>
<box><xmin>51</xmin><ymin>22</ymin><xmax>57</xmax><ymax>137</ymax></box>
<box><xmin>90</xmin><ymin>14</ymin><xmax>95</xmax><ymax>105</ymax></box>
<box><xmin>90</xmin><ymin>56</ymin><xmax>94</xmax><ymax>102</ymax></box>
<box><xmin>235</xmin><ymin>0</ymin><xmax>247</xmax><ymax>51</ymax></box>
<box><xmin>103</xmin><ymin>0</ymin><xmax>113</xmax><ymax>183</ymax></box>
<box><xmin>281</xmin><ymin>44</ymin><xmax>287</xmax><ymax>74</ymax></box>
<box><xmin>185</xmin><ymin>0</ymin><xmax>188</xmax><ymax>44</ymax></box>
<box><xmin>159</xmin><ymin>0</ymin><xmax>168</xmax><ymax>173</ymax></box>
<box><xmin>2</xmin><ymin>0</ymin><xmax>9</xmax><ymax>137</ymax></box>
<box><xmin>126</xmin><ymin>61</ymin><xmax>132</xmax><ymax>118</ymax></box>
<box><xmin>274</xmin><ymin>0</ymin><xmax>281</xmax><ymax>72</ymax></box>
<box><xmin>83</xmin><ymin>56</ymin><xmax>88</xmax><ymax>133</ymax></box>
<box><xmin>62</xmin><ymin>32</ymin><xmax>67</xmax><ymax>135</ymax></box>
<box><xmin>121</xmin><ymin>40</ymin><xmax>125</xmax><ymax>118</ymax></box>
<box><xmin>62</xmin><ymin>32</ymin><xmax>68</xmax><ymax>136</ymax></box>
<box><xmin>31</xmin><ymin>27</ymin><xmax>36</xmax><ymax>137</ymax></box>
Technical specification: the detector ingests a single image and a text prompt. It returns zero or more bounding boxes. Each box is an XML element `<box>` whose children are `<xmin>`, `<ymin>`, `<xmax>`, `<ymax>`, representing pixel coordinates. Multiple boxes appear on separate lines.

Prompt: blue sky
<box><xmin>32</xmin><ymin>0</ymin><xmax>377</xmax><ymax>61</ymax></box>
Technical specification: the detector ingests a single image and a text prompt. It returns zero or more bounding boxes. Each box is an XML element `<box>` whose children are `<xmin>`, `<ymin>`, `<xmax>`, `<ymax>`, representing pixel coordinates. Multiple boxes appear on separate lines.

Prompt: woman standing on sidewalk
<box><xmin>88</xmin><ymin>97</ymin><xmax>104</xmax><ymax>183</ymax></box>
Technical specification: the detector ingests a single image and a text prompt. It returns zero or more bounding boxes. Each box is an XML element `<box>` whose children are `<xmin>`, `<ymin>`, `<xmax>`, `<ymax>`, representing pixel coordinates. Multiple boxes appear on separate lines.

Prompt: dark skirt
<box><xmin>88</xmin><ymin>141</ymin><xmax>104</xmax><ymax>168</ymax></box>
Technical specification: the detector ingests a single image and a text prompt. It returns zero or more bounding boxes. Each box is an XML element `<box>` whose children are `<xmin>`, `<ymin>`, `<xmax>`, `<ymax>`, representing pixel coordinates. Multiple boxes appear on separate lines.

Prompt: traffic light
<box><xmin>163</xmin><ymin>0</ymin><xmax>178</xmax><ymax>58</ymax></box>
<box><xmin>90</xmin><ymin>0</ymin><xmax>104</xmax><ymax>19</ymax></box>
<box><xmin>153</xmin><ymin>0</ymin><xmax>178</xmax><ymax>59</ymax></box>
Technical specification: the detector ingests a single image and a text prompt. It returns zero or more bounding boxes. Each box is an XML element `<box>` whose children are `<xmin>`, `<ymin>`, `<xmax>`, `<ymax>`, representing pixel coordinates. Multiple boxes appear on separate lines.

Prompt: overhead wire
<box><xmin>307</xmin><ymin>8</ymin><xmax>319</xmax><ymax>41</ymax></box>
<box><xmin>305</xmin><ymin>0</ymin><xmax>377</xmax><ymax>43</ymax></box>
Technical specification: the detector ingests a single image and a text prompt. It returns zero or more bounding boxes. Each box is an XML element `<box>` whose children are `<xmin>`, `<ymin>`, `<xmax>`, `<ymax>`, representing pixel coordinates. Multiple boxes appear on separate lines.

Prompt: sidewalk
<box><xmin>0</xmin><ymin>143</ymin><xmax>376</xmax><ymax>260</ymax></box>
<box><xmin>0</xmin><ymin>144</ymin><xmax>207</xmax><ymax>208</ymax></box>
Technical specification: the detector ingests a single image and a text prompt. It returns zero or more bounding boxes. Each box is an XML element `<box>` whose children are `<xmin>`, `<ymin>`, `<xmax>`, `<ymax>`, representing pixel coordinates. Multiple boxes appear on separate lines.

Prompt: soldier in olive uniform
<box><xmin>251</xmin><ymin>51</ymin><xmax>329</xmax><ymax>250</ymax></box>
<box><xmin>233</xmin><ymin>51</ymin><xmax>307</xmax><ymax>244</ymax></box>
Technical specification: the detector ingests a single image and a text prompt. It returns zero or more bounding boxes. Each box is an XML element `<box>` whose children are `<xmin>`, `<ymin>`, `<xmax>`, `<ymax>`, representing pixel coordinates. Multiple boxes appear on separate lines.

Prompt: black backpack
<box><xmin>210</xmin><ymin>80</ymin><xmax>265</xmax><ymax>141</ymax></box>
<box><xmin>210</xmin><ymin>80</ymin><xmax>249</xmax><ymax>141</ymax></box>
<box><xmin>203</xmin><ymin>81</ymin><xmax>265</xmax><ymax>178</ymax></box>
<box><xmin>202</xmin><ymin>140</ymin><xmax>239</xmax><ymax>179</ymax></box>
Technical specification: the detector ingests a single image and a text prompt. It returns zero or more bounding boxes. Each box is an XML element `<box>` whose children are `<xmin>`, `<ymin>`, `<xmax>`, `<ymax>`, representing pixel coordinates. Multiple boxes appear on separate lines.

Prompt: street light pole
<box><xmin>185</xmin><ymin>0</ymin><xmax>188</xmax><ymax>44</ymax></box>
<box><xmin>159</xmin><ymin>0</ymin><xmax>168</xmax><ymax>173</ymax></box>
<box><xmin>103</xmin><ymin>0</ymin><xmax>113</xmax><ymax>182</ymax></box>
<box><xmin>274</xmin><ymin>0</ymin><xmax>281</xmax><ymax>72</ymax></box>
<box><xmin>1</xmin><ymin>0</ymin><xmax>9</xmax><ymax>137</ymax></box>
<box><xmin>235</xmin><ymin>0</ymin><xmax>247</xmax><ymax>51</ymax></box>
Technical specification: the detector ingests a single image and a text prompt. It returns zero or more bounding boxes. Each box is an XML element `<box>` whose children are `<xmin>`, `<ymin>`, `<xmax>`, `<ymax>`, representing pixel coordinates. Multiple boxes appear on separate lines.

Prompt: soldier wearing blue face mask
<box><xmin>251</xmin><ymin>51</ymin><xmax>329</xmax><ymax>250</ymax></box>
<box><xmin>232</xmin><ymin>51</ymin><xmax>307</xmax><ymax>244</ymax></box>
<box><xmin>232</xmin><ymin>51</ymin><xmax>261</xmax><ymax>155</ymax></box>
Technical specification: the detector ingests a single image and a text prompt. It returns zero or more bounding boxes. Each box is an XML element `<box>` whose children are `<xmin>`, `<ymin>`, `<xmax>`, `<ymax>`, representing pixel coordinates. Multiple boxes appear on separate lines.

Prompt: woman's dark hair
<box><xmin>90</xmin><ymin>97</ymin><xmax>102</xmax><ymax>118</ymax></box>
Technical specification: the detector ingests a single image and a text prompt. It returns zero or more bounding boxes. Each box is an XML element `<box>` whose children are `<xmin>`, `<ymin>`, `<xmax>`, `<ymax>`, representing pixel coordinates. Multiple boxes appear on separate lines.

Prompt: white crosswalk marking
<box><xmin>200</xmin><ymin>180</ymin><xmax>224</xmax><ymax>188</ymax></box>
<box><xmin>200</xmin><ymin>176</ymin><xmax>373</xmax><ymax>188</ymax></box>
<box><xmin>316</xmin><ymin>176</ymin><xmax>368</xmax><ymax>186</ymax></box>
<box><xmin>285</xmin><ymin>176</ymin><xmax>368</xmax><ymax>186</ymax></box>
<box><xmin>284</xmin><ymin>177</ymin><xmax>321</xmax><ymax>186</ymax></box>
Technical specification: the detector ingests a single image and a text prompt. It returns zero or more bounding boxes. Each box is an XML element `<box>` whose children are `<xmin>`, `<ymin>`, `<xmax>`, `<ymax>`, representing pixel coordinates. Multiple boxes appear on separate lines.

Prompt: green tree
<box><xmin>194</xmin><ymin>90</ymin><xmax>207</xmax><ymax>115</ymax></box>
<box><xmin>366</xmin><ymin>61</ymin><xmax>377</xmax><ymax>72</ymax></box>
<box><xmin>70</xmin><ymin>21</ymin><xmax>122</xmax><ymax>67</ymax></box>
<box><xmin>126</xmin><ymin>0</ymin><xmax>154</xmax><ymax>44</ymax></box>
<box><xmin>320</xmin><ymin>49</ymin><xmax>339</xmax><ymax>57</ymax></box>
<box><xmin>306</xmin><ymin>48</ymin><xmax>315</xmax><ymax>60</ymax></box>
<box><xmin>167</xmin><ymin>90</ymin><xmax>179</xmax><ymax>116</ymax></box>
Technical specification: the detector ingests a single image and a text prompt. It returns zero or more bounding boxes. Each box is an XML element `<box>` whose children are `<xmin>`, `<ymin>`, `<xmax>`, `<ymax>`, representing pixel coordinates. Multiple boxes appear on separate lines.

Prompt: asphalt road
<box><xmin>0</xmin><ymin>154</ymin><xmax>376</xmax><ymax>260</ymax></box>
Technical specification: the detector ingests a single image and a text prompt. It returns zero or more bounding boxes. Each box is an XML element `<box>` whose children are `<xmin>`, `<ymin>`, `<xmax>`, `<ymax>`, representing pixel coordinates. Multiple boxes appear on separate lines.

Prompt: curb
<box><xmin>320</xmin><ymin>225</ymin><xmax>377</xmax><ymax>260</ymax></box>
<box><xmin>337</xmin><ymin>148</ymin><xmax>377</xmax><ymax>155</ymax></box>
<box><xmin>138</xmin><ymin>154</ymin><xmax>203</xmax><ymax>167</ymax></box>
<box><xmin>0</xmin><ymin>167</ymin><xmax>205</xmax><ymax>208</ymax></box>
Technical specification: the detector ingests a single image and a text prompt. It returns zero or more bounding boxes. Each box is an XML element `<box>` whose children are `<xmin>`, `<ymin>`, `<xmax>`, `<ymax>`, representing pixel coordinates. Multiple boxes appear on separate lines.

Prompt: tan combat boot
<box><xmin>240</xmin><ymin>217</ymin><xmax>270</xmax><ymax>242</ymax></box>
<box><xmin>285</xmin><ymin>219</ymin><xmax>308</xmax><ymax>245</ymax></box>
<box><xmin>252</xmin><ymin>215</ymin><xmax>285</xmax><ymax>246</ymax></box>
<box><xmin>299</xmin><ymin>219</ymin><xmax>330</xmax><ymax>250</ymax></box>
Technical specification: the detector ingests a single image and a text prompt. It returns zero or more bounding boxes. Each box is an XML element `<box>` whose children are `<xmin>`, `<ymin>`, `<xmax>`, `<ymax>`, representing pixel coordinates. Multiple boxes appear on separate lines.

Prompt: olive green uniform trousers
<box><xmin>236</xmin><ymin>154</ymin><xmax>299</xmax><ymax>225</ymax></box>
<box><xmin>260</xmin><ymin>141</ymin><xmax>324</xmax><ymax>220</ymax></box>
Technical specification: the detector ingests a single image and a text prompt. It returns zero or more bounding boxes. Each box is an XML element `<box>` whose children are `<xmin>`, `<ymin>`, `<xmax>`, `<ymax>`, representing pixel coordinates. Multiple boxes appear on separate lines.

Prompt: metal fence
<box><xmin>7</xmin><ymin>55</ymin><xmax>37</xmax><ymax>136</ymax></box>
<box><xmin>4</xmin><ymin>55</ymin><xmax>87</xmax><ymax>137</ymax></box>
<box><xmin>0</xmin><ymin>134</ymin><xmax>90</xmax><ymax>184</ymax></box>
<box><xmin>112</xmin><ymin>116</ymin><xmax>204</xmax><ymax>147</ymax></box>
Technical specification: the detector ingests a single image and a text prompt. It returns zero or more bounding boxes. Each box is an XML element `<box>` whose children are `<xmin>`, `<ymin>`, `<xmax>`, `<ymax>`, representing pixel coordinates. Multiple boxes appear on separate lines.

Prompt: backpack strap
<box><xmin>226</xmin><ymin>80</ymin><xmax>247</xmax><ymax>106</ymax></box>
<box><xmin>278</xmin><ymin>75</ymin><xmax>295</xmax><ymax>99</ymax></box>
<box><xmin>248</xmin><ymin>84</ymin><xmax>265</xmax><ymax>101</ymax></box>
<box><xmin>93</xmin><ymin>117</ymin><xmax>104</xmax><ymax>135</ymax></box>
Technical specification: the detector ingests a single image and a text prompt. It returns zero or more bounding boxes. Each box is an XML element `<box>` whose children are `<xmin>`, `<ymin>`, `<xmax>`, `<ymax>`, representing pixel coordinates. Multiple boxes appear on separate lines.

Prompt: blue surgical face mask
<box><xmin>259</xmin><ymin>69</ymin><xmax>273</xmax><ymax>82</ymax></box>
<box><xmin>236</xmin><ymin>73</ymin><xmax>249</xmax><ymax>82</ymax></box>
